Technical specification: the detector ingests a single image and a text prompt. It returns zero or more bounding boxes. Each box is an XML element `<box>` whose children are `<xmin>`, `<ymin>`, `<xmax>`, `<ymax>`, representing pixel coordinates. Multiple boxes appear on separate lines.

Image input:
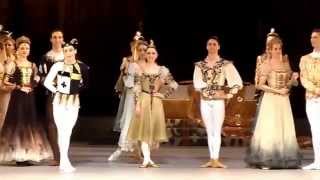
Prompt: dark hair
<box><xmin>207</xmin><ymin>36</ymin><xmax>220</xmax><ymax>44</ymax></box>
<box><xmin>51</xmin><ymin>29</ymin><xmax>64</xmax><ymax>37</ymax></box>
<box><xmin>312</xmin><ymin>28</ymin><xmax>320</xmax><ymax>34</ymax></box>
<box><xmin>63</xmin><ymin>38</ymin><xmax>78</xmax><ymax>49</ymax></box>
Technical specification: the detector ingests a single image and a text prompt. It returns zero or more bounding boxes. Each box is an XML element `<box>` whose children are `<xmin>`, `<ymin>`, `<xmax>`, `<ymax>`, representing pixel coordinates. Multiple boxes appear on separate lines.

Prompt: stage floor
<box><xmin>0</xmin><ymin>144</ymin><xmax>319</xmax><ymax>180</ymax></box>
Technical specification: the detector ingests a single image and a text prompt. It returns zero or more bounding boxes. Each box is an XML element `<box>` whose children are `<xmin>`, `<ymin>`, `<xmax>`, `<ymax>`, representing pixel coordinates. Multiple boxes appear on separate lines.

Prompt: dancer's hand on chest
<box><xmin>20</xmin><ymin>86</ymin><xmax>32</xmax><ymax>94</ymax></box>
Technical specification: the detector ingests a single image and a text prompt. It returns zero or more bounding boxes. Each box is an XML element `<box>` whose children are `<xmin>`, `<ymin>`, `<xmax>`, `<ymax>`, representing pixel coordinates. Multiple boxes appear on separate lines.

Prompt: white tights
<box><xmin>200</xmin><ymin>99</ymin><xmax>225</xmax><ymax>160</ymax></box>
<box><xmin>53</xmin><ymin>104</ymin><xmax>79</xmax><ymax>172</ymax></box>
<box><xmin>141</xmin><ymin>142</ymin><xmax>154</xmax><ymax>165</ymax></box>
<box><xmin>306</xmin><ymin>98</ymin><xmax>320</xmax><ymax>165</ymax></box>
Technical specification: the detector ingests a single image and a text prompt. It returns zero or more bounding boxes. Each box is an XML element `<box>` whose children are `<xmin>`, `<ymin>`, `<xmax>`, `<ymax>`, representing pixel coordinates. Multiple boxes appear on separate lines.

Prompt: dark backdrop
<box><xmin>1</xmin><ymin>0</ymin><xmax>320</xmax><ymax>119</ymax></box>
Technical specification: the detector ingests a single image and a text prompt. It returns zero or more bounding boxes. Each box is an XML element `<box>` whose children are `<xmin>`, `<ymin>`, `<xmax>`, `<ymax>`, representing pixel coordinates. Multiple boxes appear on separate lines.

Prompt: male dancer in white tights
<box><xmin>44</xmin><ymin>39</ymin><xmax>89</xmax><ymax>172</ymax></box>
<box><xmin>193</xmin><ymin>36</ymin><xmax>242</xmax><ymax>168</ymax></box>
<box><xmin>300</xmin><ymin>29</ymin><xmax>320</xmax><ymax>170</ymax></box>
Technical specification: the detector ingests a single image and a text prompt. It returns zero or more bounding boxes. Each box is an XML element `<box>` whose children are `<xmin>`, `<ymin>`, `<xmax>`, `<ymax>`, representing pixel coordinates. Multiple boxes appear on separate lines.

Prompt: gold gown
<box><xmin>245</xmin><ymin>57</ymin><xmax>301</xmax><ymax>168</ymax></box>
<box><xmin>0</xmin><ymin>62</ymin><xmax>6</xmax><ymax>130</ymax></box>
<box><xmin>0</xmin><ymin>61</ymin><xmax>15</xmax><ymax>132</ymax></box>
<box><xmin>127</xmin><ymin>66</ymin><xmax>178</xmax><ymax>147</ymax></box>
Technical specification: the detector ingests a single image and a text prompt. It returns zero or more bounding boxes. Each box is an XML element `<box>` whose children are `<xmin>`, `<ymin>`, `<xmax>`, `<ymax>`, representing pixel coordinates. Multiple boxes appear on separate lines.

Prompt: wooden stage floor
<box><xmin>0</xmin><ymin>144</ymin><xmax>319</xmax><ymax>180</ymax></box>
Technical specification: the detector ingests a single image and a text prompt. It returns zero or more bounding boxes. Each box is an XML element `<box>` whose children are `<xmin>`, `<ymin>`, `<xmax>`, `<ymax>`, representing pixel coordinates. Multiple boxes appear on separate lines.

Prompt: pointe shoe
<box><xmin>149</xmin><ymin>162</ymin><xmax>160</xmax><ymax>168</ymax></box>
<box><xmin>211</xmin><ymin>159</ymin><xmax>227</xmax><ymax>168</ymax></box>
<box><xmin>108</xmin><ymin>151</ymin><xmax>121</xmax><ymax>162</ymax></box>
<box><xmin>260</xmin><ymin>166</ymin><xmax>270</xmax><ymax>170</ymax></box>
<box><xmin>200</xmin><ymin>160</ymin><xmax>213</xmax><ymax>168</ymax></box>
<box><xmin>302</xmin><ymin>163</ymin><xmax>320</xmax><ymax>170</ymax></box>
<box><xmin>139</xmin><ymin>163</ymin><xmax>149</xmax><ymax>168</ymax></box>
